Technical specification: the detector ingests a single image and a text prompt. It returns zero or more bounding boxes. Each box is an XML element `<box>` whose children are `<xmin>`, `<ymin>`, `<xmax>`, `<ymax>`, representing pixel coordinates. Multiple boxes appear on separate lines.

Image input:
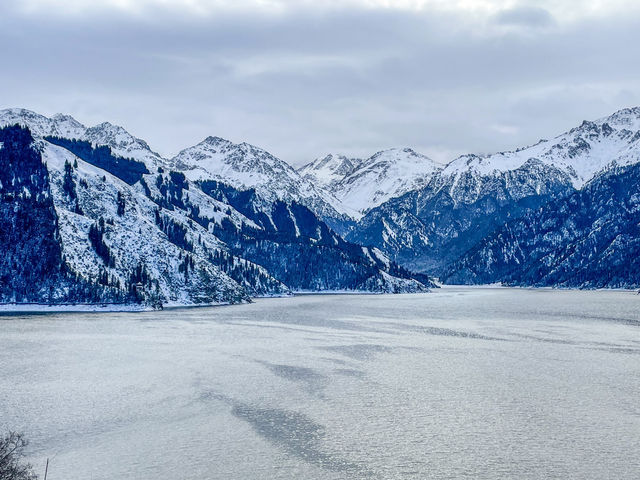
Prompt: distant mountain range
<box><xmin>346</xmin><ymin>108</ymin><xmax>640</xmax><ymax>280</ymax></box>
<box><xmin>1</xmin><ymin>106</ymin><xmax>639</xmax><ymax>308</ymax></box>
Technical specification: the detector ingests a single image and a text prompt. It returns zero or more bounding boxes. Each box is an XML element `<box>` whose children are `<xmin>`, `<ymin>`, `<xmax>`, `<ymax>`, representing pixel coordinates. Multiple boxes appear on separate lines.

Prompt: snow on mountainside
<box><xmin>298</xmin><ymin>153</ymin><xmax>361</xmax><ymax>190</ymax></box>
<box><xmin>170</xmin><ymin>136</ymin><xmax>355</xmax><ymax>229</ymax></box>
<box><xmin>441</xmin><ymin>162</ymin><xmax>640</xmax><ymax>288</ymax></box>
<box><xmin>442</xmin><ymin>107</ymin><xmax>640</xmax><ymax>190</ymax></box>
<box><xmin>83</xmin><ymin>122</ymin><xmax>166</xmax><ymax>168</ymax></box>
<box><xmin>1</xmin><ymin>122</ymin><xmax>431</xmax><ymax>307</ymax></box>
<box><xmin>42</xmin><ymin>141</ymin><xmax>261</xmax><ymax>305</ymax></box>
<box><xmin>0</xmin><ymin>108</ymin><xmax>86</xmax><ymax>138</ymax></box>
<box><xmin>0</xmin><ymin>108</ymin><xmax>166</xmax><ymax>169</ymax></box>
<box><xmin>335</xmin><ymin>148</ymin><xmax>442</xmax><ymax>215</ymax></box>
<box><xmin>347</xmin><ymin>107</ymin><xmax>640</xmax><ymax>275</ymax></box>
<box><xmin>299</xmin><ymin>148</ymin><xmax>442</xmax><ymax>216</ymax></box>
<box><xmin>7</xmin><ymin>105</ymin><xmax>640</xmax><ymax>291</ymax></box>
<box><xmin>0</xmin><ymin>109</ymin><xmax>352</xmax><ymax>229</ymax></box>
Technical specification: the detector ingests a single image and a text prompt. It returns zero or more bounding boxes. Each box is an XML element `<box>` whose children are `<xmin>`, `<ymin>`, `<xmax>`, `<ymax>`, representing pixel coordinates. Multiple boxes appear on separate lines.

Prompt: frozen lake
<box><xmin>1</xmin><ymin>287</ymin><xmax>639</xmax><ymax>479</ymax></box>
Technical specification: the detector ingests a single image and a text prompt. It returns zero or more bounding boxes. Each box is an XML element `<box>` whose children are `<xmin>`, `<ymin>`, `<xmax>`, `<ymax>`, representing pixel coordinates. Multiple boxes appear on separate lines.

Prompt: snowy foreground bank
<box><xmin>0</xmin><ymin>290</ymin><xmax>400</xmax><ymax>313</ymax></box>
<box><xmin>3</xmin><ymin>285</ymin><xmax>638</xmax><ymax>314</ymax></box>
<box><xmin>0</xmin><ymin>302</ymin><xmax>154</xmax><ymax>313</ymax></box>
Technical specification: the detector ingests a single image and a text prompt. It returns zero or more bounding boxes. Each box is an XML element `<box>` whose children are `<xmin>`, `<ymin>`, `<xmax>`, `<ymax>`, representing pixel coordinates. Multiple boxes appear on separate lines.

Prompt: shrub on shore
<box><xmin>0</xmin><ymin>432</ymin><xmax>37</xmax><ymax>480</ymax></box>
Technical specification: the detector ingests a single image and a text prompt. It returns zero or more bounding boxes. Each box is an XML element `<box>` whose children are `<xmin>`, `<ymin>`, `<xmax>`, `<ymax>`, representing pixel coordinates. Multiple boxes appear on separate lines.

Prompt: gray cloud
<box><xmin>493</xmin><ymin>6</ymin><xmax>554</xmax><ymax>28</ymax></box>
<box><xmin>0</xmin><ymin>2</ymin><xmax>639</xmax><ymax>165</ymax></box>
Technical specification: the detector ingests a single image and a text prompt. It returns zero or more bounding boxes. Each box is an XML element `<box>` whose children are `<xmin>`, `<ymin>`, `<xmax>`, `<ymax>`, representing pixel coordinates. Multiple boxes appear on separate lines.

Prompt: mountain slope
<box><xmin>198</xmin><ymin>180</ymin><xmax>431</xmax><ymax>292</ymax></box>
<box><xmin>348</xmin><ymin>108</ymin><xmax>640</xmax><ymax>275</ymax></box>
<box><xmin>1</xmin><ymin>123</ymin><xmax>430</xmax><ymax>307</ymax></box>
<box><xmin>298</xmin><ymin>153</ymin><xmax>360</xmax><ymax>191</ymax></box>
<box><xmin>348</xmin><ymin>159</ymin><xmax>574</xmax><ymax>273</ymax></box>
<box><xmin>0</xmin><ymin>125</ymin><xmax>242</xmax><ymax>306</ymax></box>
<box><xmin>441</xmin><ymin>163</ymin><xmax>640</xmax><ymax>288</ymax></box>
<box><xmin>440</xmin><ymin>107</ymin><xmax>640</xmax><ymax>189</ymax></box>
<box><xmin>170</xmin><ymin>136</ymin><xmax>354</xmax><ymax>232</ymax></box>
<box><xmin>0</xmin><ymin>125</ymin><xmax>118</xmax><ymax>304</ymax></box>
<box><xmin>299</xmin><ymin>148</ymin><xmax>442</xmax><ymax>216</ymax></box>
<box><xmin>41</xmin><ymin>138</ymin><xmax>264</xmax><ymax>306</ymax></box>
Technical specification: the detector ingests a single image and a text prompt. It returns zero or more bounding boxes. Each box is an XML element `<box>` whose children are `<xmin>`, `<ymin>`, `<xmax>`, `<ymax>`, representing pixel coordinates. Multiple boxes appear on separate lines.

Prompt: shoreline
<box><xmin>1</xmin><ymin>285</ymin><xmax>637</xmax><ymax>314</ymax></box>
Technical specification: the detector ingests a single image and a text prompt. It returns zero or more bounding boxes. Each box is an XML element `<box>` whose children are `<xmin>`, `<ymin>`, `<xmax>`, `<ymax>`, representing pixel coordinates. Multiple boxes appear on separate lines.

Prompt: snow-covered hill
<box><xmin>441</xmin><ymin>162</ymin><xmax>640</xmax><ymax>288</ymax></box>
<box><xmin>441</xmin><ymin>107</ymin><xmax>640</xmax><ymax>192</ymax></box>
<box><xmin>170</xmin><ymin>136</ymin><xmax>354</xmax><ymax>231</ymax></box>
<box><xmin>0</xmin><ymin>108</ymin><xmax>166</xmax><ymax>169</ymax></box>
<box><xmin>299</xmin><ymin>148</ymin><xmax>442</xmax><ymax>217</ymax></box>
<box><xmin>348</xmin><ymin>107</ymin><xmax>640</xmax><ymax>274</ymax></box>
<box><xmin>0</xmin><ymin>122</ymin><xmax>431</xmax><ymax>307</ymax></box>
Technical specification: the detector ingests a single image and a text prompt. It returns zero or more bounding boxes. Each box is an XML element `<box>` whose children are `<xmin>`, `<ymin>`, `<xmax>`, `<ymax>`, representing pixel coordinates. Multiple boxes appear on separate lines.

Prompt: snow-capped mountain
<box><xmin>5</xmin><ymin>105</ymin><xmax>640</xmax><ymax>297</ymax></box>
<box><xmin>83</xmin><ymin>121</ymin><xmax>166</xmax><ymax>168</ymax></box>
<box><xmin>298</xmin><ymin>153</ymin><xmax>361</xmax><ymax>190</ymax></box>
<box><xmin>0</xmin><ymin>108</ymin><xmax>166</xmax><ymax>169</ymax></box>
<box><xmin>169</xmin><ymin>136</ymin><xmax>354</xmax><ymax>232</ymax></box>
<box><xmin>441</xmin><ymin>107</ymin><xmax>640</xmax><ymax>192</ymax></box>
<box><xmin>441</xmin><ymin>162</ymin><xmax>640</xmax><ymax>288</ymax></box>
<box><xmin>0</xmin><ymin>108</ymin><xmax>86</xmax><ymax>139</ymax></box>
<box><xmin>0</xmin><ymin>122</ymin><xmax>430</xmax><ymax>307</ymax></box>
<box><xmin>299</xmin><ymin>148</ymin><xmax>442</xmax><ymax>217</ymax></box>
<box><xmin>347</xmin><ymin>107</ymin><xmax>640</xmax><ymax>275</ymax></box>
<box><xmin>0</xmin><ymin>108</ymin><xmax>355</xmax><ymax>232</ymax></box>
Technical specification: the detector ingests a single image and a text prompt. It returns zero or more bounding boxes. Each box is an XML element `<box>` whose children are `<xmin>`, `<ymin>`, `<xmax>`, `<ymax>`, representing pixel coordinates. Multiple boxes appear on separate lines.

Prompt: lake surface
<box><xmin>1</xmin><ymin>287</ymin><xmax>639</xmax><ymax>479</ymax></box>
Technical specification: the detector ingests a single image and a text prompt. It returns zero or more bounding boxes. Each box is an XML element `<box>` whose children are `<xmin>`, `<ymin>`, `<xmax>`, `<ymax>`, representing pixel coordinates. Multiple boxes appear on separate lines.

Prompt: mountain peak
<box><xmin>611</xmin><ymin>106</ymin><xmax>640</xmax><ymax>117</ymax></box>
<box><xmin>86</xmin><ymin>121</ymin><xmax>150</xmax><ymax>148</ymax></box>
<box><xmin>365</xmin><ymin>147</ymin><xmax>439</xmax><ymax>171</ymax></box>
<box><xmin>301</xmin><ymin>146</ymin><xmax>442</xmax><ymax>215</ymax></box>
<box><xmin>597</xmin><ymin>106</ymin><xmax>640</xmax><ymax>131</ymax></box>
<box><xmin>0</xmin><ymin>108</ymin><xmax>86</xmax><ymax>138</ymax></box>
<box><xmin>298</xmin><ymin>153</ymin><xmax>361</xmax><ymax>184</ymax></box>
<box><xmin>51</xmin><ymin>113</ymin><xmax>86</xmax><ymax>135</ymax></box>
<box><xmin>51</xmin><ymin>113</ymin><xmax>83</xmax><ymax>124</ymax></box>
<box><xmin>1</xmin><ymin>107</ymin><xmax>39</xmax><ymax>116</ymax></box>
<box><xmin>378</xmin><ymin>147</ymin><xmax>416</xmax><ymax>154</ymax></box>
<box><xmin>90</xmin><ymin>121</ymin><xmax>125</xmax><ymax>133</ymax></box>
<box><xmin>0</xmin><ymin>107</ymin><xmax>48</xmax><ymax>125</ymax></box>
<box><xmin>203</xmin><ymin>135</ymin><xmax>232</xmax><ymax>146</ymax></box>
<box><xmin>82</xmin><ymin>121</ymin><xmax>164</xmax><ymax>168</ymax></box>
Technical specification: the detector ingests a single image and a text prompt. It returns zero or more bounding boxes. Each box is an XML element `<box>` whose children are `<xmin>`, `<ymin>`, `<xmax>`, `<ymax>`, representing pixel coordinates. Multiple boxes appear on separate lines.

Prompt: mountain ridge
<box><xmin>346</xmin><ymin>107</ymin><xmax>640</xmax><ymax>275</ymax></box>
<box><xmin>299</xmin><ymin>147</ymin><xmax>443</xmax><ymax>217</ymax></box>
<box><xmin>0</xmin><ymin>120</ymin><xmax>433</xmax><ymax>308</ymax></box>
<box><xmin>3</xmin><ymin>105</ymin><xmax>640</xmax><ymax>298</ymax></box>
<box><xmin>440</xmin><ymin>162</ymin><xmax>640</xmax><ymax>288</ymax></box>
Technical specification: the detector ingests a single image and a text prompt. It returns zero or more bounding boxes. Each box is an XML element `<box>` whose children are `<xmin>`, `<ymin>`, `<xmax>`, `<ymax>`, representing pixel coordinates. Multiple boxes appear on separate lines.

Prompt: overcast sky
<box><xmin>1</xmin><ymin>0</ymin><xmax>639</xmax><ymax>165</ymax></box>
